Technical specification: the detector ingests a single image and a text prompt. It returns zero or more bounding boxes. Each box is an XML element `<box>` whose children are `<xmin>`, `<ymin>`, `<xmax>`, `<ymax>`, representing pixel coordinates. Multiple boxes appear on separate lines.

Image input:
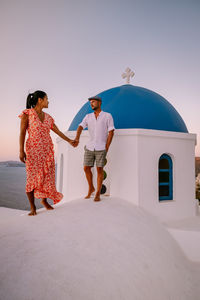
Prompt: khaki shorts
<box><xmin>84</xmin><ymin>146</ymin><xmax>107</xmax><ymax>167</ymax></box>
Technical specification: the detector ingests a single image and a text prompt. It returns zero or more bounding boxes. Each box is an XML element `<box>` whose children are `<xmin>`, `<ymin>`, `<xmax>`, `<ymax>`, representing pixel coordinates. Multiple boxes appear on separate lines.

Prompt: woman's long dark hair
<box><xmin>26</xmin><ymin>90</ymin><xmax>46</xmax><ymax>109</ymax></box>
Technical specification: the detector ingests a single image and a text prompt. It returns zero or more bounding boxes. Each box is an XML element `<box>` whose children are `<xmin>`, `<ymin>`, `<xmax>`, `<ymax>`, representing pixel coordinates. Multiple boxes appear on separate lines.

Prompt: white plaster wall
<box><xmin>56</xmin><ymin>128</ymin><xmax>196</xmax><ymax>221</ymax></box>
<box><xmin>56</xmin><ymin>131</ymin><xmax>89</xmax><ymax>202</ymax></box>
<box><xmin>136</xmin><ymin>129</ymin><xmax>196</xmax><ymax>221</ymax></box>
<box><xmin>108</xmin><ymin>133</ymin><xmax>139</xmax><ymax>205</ymax></box>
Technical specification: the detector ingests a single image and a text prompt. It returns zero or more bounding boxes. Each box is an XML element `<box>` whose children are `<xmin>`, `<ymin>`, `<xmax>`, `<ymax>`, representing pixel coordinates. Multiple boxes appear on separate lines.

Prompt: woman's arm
<box><xmin>51</xmin><ymin>123</ymin><xmax>73</xmax><ymax>145</ymax></box>
<box><xmin>19</xmin><ymin>114</ymin><xmax>28</xmax><ymax>163</ymax></box>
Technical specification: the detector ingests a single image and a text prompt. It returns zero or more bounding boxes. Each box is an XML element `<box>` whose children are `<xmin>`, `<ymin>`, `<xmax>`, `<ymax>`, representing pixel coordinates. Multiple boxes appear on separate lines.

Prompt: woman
<box><xmin>19</xmin><ymin>90</ymin><xmax>73</xmax><ymax>215</ymax></box>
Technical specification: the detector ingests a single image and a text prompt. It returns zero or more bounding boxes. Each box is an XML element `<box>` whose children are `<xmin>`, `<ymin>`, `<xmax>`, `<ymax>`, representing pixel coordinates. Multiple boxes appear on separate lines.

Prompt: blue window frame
<box><xmin>159</xmin><ymin>154</ymin><xmax>173</xmax><ymax>201</ymax></box>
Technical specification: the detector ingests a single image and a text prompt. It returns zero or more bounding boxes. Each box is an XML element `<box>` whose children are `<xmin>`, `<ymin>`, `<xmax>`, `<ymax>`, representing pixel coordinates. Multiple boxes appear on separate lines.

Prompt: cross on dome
<box><xmin>122</xmin><ymin>67</ymin><xmax>135</xmax><ymax>84</ymax></box>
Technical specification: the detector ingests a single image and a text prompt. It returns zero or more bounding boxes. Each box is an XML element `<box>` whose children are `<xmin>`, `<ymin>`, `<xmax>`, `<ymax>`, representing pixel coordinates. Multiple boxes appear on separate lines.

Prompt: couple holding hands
<box><xmin>19</xmin><ymin>91</ymin><xmax>114</xmax><ymax>215</ymax></box>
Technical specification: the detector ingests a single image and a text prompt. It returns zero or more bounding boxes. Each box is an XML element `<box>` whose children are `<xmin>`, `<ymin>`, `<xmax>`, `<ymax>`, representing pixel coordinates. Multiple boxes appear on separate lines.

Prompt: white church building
<box><xmin>56</xmin><ymin>71</ymin><xmax>197</xmax><ymax>222</ymax></box>
<box><xmin>1</xmin><ymin>71</ymin><xmax>200</xmax><ymax>300</ymax></box>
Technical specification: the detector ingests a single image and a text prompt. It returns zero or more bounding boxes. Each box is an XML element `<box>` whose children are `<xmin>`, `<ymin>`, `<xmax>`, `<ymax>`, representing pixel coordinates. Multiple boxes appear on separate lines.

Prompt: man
<box><xmin>73</xmin><ymin>96</ymin><xmax>115</xmax><ymax>201</ymax></box>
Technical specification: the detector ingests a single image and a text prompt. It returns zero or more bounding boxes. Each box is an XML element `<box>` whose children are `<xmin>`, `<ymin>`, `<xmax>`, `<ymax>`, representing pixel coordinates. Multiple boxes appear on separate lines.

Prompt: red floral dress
<box><xmin>19</xmin><ymin>108</ymin><xmax>63</xmax><ymax>204</ymax></box>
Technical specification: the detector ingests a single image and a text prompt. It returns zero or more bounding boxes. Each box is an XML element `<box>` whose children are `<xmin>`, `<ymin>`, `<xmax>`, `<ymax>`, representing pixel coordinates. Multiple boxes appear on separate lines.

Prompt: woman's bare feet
<box><xmin>41</xmin><ymin>199</ymin><xmax>54</xmax><ymax>210</ymax></box>
<box><xmin>28</xmin><ymin>205</ymin><xmax>37</xmax><ymax>216</ymax></box>
<box><xmin>85</xmin><ymin>187</ymin><xmax>95</xmax><ymax>199</ymax></box>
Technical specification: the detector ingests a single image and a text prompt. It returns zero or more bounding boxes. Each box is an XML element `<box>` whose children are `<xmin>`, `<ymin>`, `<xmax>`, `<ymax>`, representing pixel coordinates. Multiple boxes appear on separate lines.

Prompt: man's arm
<box><xmin>72</xmin><ymin>114</ymin><xmax>88</xmax><ymax>147</ymax></box>
<box><xmin>73</xmin><ymin>125</ymin><xmax>83</xmax><ymax>147</ymax></box>
<box><xmin>106</xmin><ymin>130</ymin><xmax>114</xmax><ymax>152</ymax></box>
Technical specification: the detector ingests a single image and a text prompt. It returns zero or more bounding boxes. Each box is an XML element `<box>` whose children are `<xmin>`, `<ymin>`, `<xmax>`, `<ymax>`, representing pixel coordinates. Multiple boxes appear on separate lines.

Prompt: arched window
<box><xmin>158</xmin><ymin>154</ymin><xmax>173</xmax><ymax>201</ymax></box>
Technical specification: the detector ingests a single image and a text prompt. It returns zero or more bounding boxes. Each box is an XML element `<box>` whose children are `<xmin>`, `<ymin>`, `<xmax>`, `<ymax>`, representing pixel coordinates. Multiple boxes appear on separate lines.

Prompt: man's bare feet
<box><xmin>41</xmin><ymin>199</ymin><xmax>54</xmax><ymax>210</ymax></box>
<box><xmin>85</xmin><ymin>187</ymin><xmax>95</xmax><ymax>199</ymax></box>
<box><xmin>94</xmin><ymin>193</ymin><xmax>101</xmax><ymax>202</ymax></box>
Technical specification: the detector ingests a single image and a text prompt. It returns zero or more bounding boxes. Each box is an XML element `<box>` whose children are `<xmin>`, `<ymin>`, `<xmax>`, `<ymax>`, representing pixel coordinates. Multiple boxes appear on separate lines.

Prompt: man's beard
<box><xmin>92</xmin><ymin>106</ymin><xmax>98</xmax><ymax>110</ymax></box>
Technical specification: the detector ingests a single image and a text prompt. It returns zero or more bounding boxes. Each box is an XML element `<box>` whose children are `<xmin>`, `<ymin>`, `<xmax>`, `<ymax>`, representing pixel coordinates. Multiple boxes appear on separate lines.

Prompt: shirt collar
<box><xmin>93</xmin><ymin>110</ymin><xmax>103</xmax><ymax>118</ymax></box>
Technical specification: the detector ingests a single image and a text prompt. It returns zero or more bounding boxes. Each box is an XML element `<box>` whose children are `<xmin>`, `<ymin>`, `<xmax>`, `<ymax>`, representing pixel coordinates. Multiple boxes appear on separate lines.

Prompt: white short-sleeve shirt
<box><xmin>79</xmin><ymin>111</ymin><xmax>115</xmax><ymax>151</ymax></box>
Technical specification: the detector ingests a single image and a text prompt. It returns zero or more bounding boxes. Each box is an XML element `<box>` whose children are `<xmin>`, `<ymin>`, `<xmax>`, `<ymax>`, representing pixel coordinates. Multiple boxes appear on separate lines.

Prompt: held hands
<box><xmin>72</xmin><ymin>139</ymin><xmax>79</xmax><ymax>147</ymax></box>
<box><xmin>68</xmin><ymin>139</ymin><xmax>79</xmax><ymax>147</ymax></box>
<box><xmin>19</xmin><ymin>151</ymin><xmax>26</xmax><ymax>163</ymax></box>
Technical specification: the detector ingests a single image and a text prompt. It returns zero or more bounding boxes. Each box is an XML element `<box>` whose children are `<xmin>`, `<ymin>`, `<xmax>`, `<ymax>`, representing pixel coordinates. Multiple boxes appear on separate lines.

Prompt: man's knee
<box><xmin>84</xmin><ymin>166</ymin><xmax>92</xmax><ymax>173</ymax></box>
<box><xmin>96</xmin><ymin>167</ymin><xmax>103</xmax><ymax>174</ymax></box>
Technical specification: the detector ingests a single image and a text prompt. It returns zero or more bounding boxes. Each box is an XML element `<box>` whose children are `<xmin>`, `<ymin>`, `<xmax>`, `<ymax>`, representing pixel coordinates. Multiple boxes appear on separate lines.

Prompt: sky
<box><xmin>0</xmin><ymin>0</ymin><xmax>200</xmax><ymax>161</ymax></box>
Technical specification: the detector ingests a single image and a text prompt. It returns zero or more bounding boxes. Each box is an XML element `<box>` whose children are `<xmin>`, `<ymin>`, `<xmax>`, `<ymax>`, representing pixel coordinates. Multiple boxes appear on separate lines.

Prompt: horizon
<box><xmin>1</xmin><ymin>155</ymin><xmax>200</xmax><ymax>163</ymax></box>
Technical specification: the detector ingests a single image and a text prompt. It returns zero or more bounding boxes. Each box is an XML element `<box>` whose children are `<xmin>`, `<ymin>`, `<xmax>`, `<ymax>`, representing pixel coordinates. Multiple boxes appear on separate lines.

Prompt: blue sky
<box><xmin>0</xmin><ymin>0</ymin><xmax>199</xmax><ymax>160</ymax></box>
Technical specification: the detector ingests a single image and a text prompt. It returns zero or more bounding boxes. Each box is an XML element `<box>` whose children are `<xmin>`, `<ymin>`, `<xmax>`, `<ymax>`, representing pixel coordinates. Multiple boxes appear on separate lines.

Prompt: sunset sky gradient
<box><xmin>0</xmin><ymin>0</ymin><xmax>199</xmax><ymax>161</ymax></box>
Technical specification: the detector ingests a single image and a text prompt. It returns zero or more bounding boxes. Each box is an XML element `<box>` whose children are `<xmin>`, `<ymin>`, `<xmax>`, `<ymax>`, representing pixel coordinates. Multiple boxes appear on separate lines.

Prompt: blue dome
<box><xmin>68</xmin><ymin>84</ymin><xmax>188</xmax><ymax>133</ymax></box>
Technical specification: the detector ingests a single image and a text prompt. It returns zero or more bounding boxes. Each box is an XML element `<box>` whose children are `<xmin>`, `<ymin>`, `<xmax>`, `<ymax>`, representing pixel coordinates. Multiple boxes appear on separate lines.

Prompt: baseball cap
<box><xmin>88</xmin><ymin>96</ymin><xmax>102</xmax><ymax>102</ymax></box>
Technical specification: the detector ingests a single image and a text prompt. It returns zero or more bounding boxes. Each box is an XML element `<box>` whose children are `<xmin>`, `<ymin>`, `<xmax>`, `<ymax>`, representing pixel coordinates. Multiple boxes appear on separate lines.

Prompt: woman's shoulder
<box><xmin>44</xmin><ymin>112</ymin><xmax>54</xmax><ymax>129</ymax></box>
<box><xmin>45</xmin><ymin>112</ymin><xmax>54</xmax><ymax>120</ymax></box>
<box><xmin>18</xmin><ymin>108</ymin><xmax>33</xmax><ymax>118</ymax></box>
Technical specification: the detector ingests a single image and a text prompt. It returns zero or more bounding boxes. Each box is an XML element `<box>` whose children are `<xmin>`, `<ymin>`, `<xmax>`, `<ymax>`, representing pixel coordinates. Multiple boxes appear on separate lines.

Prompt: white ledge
<box><xmin>56</xmin><ymin>128</ymin><xmax>196</xmax><ymax>143</ymax></box>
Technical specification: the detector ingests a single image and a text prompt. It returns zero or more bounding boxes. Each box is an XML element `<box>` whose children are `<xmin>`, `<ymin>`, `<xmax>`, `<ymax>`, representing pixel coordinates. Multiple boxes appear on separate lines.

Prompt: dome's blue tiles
<box><xmin>68</xmin><ymin>84</ymin><xmax>188</xmax><ymax>133</ymax></box>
